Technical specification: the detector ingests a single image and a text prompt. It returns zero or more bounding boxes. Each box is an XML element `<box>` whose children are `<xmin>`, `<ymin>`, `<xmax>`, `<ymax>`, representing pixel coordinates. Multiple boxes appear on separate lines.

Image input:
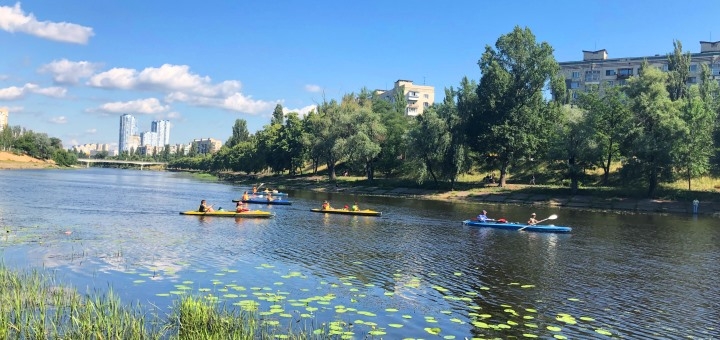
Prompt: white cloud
<box><xmin>0</xmin><ymin>3</ymin><xmax>94</xmax><ymax>44</ymax></box>
<box><xmin>85</xmin><ymin>128</ymin><xmax>97</xmax><ymax>134</ymax></box>
<box><xmin>88</xmin><ymin>63</ymin><xmax>275</xmax><ymax>114</ymax></box>
<box><xmin>49</xmin><ymin>116</ymin><xmax>67</xmax><ymax>124</ymax></box>
<box><xmin>0</xmin><ymin>74</ymin><xmax>8</xmax><ymax>81</ymax></box>
<box><xmin>95</xmin><ymin>98</ymin><xmax>170</xmax><ymax>115</ymax></box>
<box><xmin>87</xmin><ymin>67</ymin><xmax>138</xmax><ymax>89</ymax></box>
<box><xmin>0</xmin><ymin>83</ymin><xmax>66</xmax><ymax>100</ymax></box>
<box><xmin>283</xmin><ymin>104</ymin><xmax>317</xmax><ymax>117</ymax></box>
<box><xmin>304</xmin><ymin>84</ymin><xmax>322</xmax><ymax>93</ymax></box>
<box><xmin>38</xmin><ymin>59</ymin><xmax>101</xmax><ymax>84</ymax></box>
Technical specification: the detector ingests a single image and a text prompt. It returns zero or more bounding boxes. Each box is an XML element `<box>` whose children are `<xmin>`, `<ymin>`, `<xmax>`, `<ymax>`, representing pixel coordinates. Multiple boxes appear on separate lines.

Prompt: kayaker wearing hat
<box><xmin>528</xmin><ymin>213</ymin><xmax>538</xmax><ymax>225</ymax></box>
<box><xmin>321</xmin><ymin>200</ymin><xmax>331</xmax><ymax>210</ymax></box>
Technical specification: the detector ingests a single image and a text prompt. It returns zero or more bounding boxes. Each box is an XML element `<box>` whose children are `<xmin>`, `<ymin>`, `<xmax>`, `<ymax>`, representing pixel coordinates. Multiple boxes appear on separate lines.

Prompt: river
<box><xmin>0</xmin><ymin>168</ymin><xmax>718</xmax><ymax>338</ymax></box>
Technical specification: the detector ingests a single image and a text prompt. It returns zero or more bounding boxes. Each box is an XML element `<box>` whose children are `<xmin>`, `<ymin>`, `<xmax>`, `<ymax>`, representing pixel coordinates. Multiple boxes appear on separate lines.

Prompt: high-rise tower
<box><xmin>119</xmin><ymin>114</ymin><xmax>137</xmax><ymax>152</ymax></box>
<box><xmin>0</xmin><ymin>107</ymin><xmax>8</xmax><ymax>127</ymax></box>
<box><xmin>151</xmin><ymin>120</ymin><xmax>170</xmax><ymax>146</ymax></box>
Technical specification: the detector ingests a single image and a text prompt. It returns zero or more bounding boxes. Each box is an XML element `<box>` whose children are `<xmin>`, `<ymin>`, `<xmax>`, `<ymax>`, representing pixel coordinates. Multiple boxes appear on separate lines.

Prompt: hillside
<box><xmin>0</xmin><ymin>151</ymin><xmax>57</xmax><ymax>169</ymax></box>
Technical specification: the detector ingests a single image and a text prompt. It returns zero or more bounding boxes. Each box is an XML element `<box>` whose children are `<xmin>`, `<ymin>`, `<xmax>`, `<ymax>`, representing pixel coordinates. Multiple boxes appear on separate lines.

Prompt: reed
<box><xmin>1</xmin><ymin>264</ymin><xmax>350</xmax><ymax>339</ymax></box>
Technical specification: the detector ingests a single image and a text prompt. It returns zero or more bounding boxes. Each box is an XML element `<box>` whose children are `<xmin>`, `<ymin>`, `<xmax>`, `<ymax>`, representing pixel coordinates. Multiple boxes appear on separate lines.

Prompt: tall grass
<box><xmin>0</xmin><ymin>265</ymin><xmax>344</xmax><ymax>339</ymax></box>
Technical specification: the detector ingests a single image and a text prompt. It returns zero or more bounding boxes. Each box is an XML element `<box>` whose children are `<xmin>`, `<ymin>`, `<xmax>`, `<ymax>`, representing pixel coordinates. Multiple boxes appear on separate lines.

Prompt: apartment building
<box><xmin>375</xmin><ymin>80</ymin><xmax>435</xmax><ymax>116</ymax></box>
<box><xmin>192</xmin><ymin>138</ymin><xmax>222</xmax><ymax>154</ymax></box>
<box><xmin>559</xmin><ymin>41</ymin><xmax>720</xmax><ymax>99</ymax></box>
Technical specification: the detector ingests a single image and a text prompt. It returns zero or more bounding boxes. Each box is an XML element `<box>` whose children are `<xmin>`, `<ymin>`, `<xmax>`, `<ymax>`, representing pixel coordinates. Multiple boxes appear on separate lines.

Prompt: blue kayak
<box><xmin>462</xmin><ymin>220</ymin><xmax>571</xmax><ymax>233</ymax></box>
<box><xmin>239</xmin><ymin>199</ymin><xmax>292</xmax><ymax>205</ymax></box>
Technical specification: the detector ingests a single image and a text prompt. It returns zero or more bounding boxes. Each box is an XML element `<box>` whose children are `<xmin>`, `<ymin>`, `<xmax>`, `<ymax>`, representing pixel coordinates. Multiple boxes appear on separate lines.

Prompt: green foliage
<box><xmin>468</xmin><ymin>26</ymin><xmax>562</xmax><ymax>186</ymax></box>
<box><xmin>622</xmin><ymin>63</ymin><xmax>684</xmax><ymax>197</ymax></box>
<box><xmin>576</xmin><ymin>86</ymin><xmax>633</xmax><ymax>185</ymax></box>
<box><xmin>52</xmin><ymin>148</ymin><xmax>78</xmax><ymax>167</ymax></box>
<box><xmin>666</xmin><ymin>40</ymin><xmax>691</xmax><ymax>101</ymax></box>
<box><xmin>406</xmin><ymin>107</ymin><xmax>450</xmax><ymax>185</ymax></box>
<box><xmin>674</xmin><ymin>86</ymin><xmax>717</xmax><ymax>189</ymax></box>
<box><xmin>224</xmin><ymin>119</ymin><xmax>250</xmax><ymax>149</ymax></box>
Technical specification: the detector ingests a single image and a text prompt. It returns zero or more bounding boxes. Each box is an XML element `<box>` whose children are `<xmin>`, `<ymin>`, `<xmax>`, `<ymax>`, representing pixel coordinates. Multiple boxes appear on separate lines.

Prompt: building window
<box><xmin>571</xmin><ymin>71</ymin><xmax>580</xmax><ymax>79</ymax></box>
<box><xmin>689</xmin><ymin>64</ymin><xmax>698</xmax><ymax>72</ymax></box>
<box><xmin>687</xmin><ymin>77</ymin><xmax>697</xmax><ymax>84</ymax></box>
<box><xmin>662</xmin><ymin>64</ymin><xmax>669</xmax><ymax>71</ymax></box>
<box><xmin>618</xmin><ymin>79</ymin><xmax>627</xmax><ymax>86</ymax></box>
<box><xmin>606</xmin><ymin>80</ymin><xmax>614</xmax><ymax>86</ymax></box>
<box><xmin>605</xmin><ymin>69</ymin><xmax>616</xmax><ymax>76</ymax></box>
<box><xmin>424</xmin><ymin>94</ymin><xmax>429</xmax><ymax>99</ymax></box>
<box><xmin>423</xmin><ymin>102</ymin><xmax>429</xmax><ymax>108</ymax></box>
<box><xmin>584</xmin><ymin>70</ymin><xmax>600</xmax><ymax>82</ymax></box>
<box><xmin>618</xmin><ymin>68</ymin><xmax>633</xmax><ymax>77</ymax></box>
<box><xmin>571</xmin><ymin>91</ymin><xmax>579</xmax><ymax>99</ymax></box>
<box><xmin>570</xmin><ymin>81</ymin><xmax>580</xmax><ymax>89</ymax></box>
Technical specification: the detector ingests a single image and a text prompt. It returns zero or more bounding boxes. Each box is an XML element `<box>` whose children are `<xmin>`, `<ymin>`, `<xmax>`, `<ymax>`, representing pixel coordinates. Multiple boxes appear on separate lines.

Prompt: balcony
<box><xmin>407</xmin><ymin>92</ymin><xmax>419</xmax><ymax>101</ymax></box>
<box><xmin>617</xmin><ymin>73</ymin><xmax>632</xmax><ymax>79</ymax></box>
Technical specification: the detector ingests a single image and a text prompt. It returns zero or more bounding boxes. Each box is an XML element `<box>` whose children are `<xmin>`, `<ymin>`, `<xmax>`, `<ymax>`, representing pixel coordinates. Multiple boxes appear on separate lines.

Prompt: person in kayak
<box><xmin>236</xmin><ymin>201</ymin><xmax>249</xmax><ymax>212</ymax></box>
<box><xmin>242</xmin><ymin>191</ymin><xmax>250</xmax><ymax>201</ymax></box>
<box><xmin>477</xmin><ymin>210</ymin><xmax>494</xmax><ymax>222</ymax></box>
<box><xmin>267</xmin><ymin>195</ymin><xmax>274</xmax><ymax>202</ymax></box>
<box><xmin>322</xmin><ymin>200</ymin><xmax>332</xmax><ymax>210</ymax></box>
<box><xmin>199</xmin><ymin>200</ymin><xmax>214</xmax><ymax>213</ymax></box>
<box><xmin>351</xmin><ymin>202</ymin><xmax>359</xmax><ymax>211</ymax></box>
<box><xmin>252</xmin><ymin>186</ymin><xmax>257</xmax><ymax>194</ymax></box>
<box><xmin>528</xmin><ymin>213</ymin><xmax>538</xmax><ymax>225</ymax></box>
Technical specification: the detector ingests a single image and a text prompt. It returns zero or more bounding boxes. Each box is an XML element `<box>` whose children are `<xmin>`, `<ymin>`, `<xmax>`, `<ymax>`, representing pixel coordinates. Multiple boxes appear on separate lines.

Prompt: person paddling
<box><xmin>528</xmin><ymin>213</ymin><xmax>539</xmax><ymax>225</ymax></box>
<box><xmin>477</xmin><ymin>210</ymin><xmax>494</xmax><ymax>222</ymax></box>
<box><xmin>199</xmin><ymin>199</ymin><xmax>214</xmax><ymax>213</ymax></box>
<box><xmin>236</xmin><ymin>201</ymin><xmax>249</xmax><ymax>212</ymax></box>
<box><xmin>322</xmin><ymin>200</ymin><xmax>332</xmax><ymax>210</ymax></box>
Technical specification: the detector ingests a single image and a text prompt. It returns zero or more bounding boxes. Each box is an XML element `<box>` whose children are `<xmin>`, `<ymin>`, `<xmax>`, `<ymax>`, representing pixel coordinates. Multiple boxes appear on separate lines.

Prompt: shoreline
<box><xmin>225</xmin><ymin>175</ymin><xmax>720</xmax><ymax>217</ymax></box>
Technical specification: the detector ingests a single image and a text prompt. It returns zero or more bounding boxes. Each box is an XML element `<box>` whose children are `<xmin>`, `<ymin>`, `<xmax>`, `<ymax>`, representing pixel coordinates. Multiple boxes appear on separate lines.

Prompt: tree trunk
<box><xmin>327</xmin><ymin>161</ymin><xmax>336</xmax><ymax>181</ymax></box>
<box><xmin>603</xmin><ymin>140</ymin><xmax>613</xmax><ymax>186</ymax></box>
<box><xmin>366</xmin><ymin>159</ymin><xmax>374</xmax><ymax>181</ymax></box>
<box><xmin>687</xmin><ymin>167</ymin><xmax>691</xmax><ymax>191</ymax></box>
<box><xmin>499</xmin><ymin>161</ymin><xmax>509</xmax><ymax>187</ymax></box>
<box><xmin>569</xmin><ymin>156</ymin><xmax>579</xmax><ymax>194</ymax></box>
<box><xmin>647</xmin><ymin>170</ymin><xmax>658</xmax><ymax>198</ymax></box>
<box><xmin>426</xmin><ymin>160</ymin><xmax>439</xmax><ymax>186</ymax></box>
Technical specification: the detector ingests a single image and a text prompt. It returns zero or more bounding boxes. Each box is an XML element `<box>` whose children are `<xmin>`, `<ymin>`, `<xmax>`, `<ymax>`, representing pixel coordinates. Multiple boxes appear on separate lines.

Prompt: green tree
<box><xmin>622</xmin><ymin>63</ymin><xmax>684</xmax><ymax>197</ymax></box>
<box><xmin>374</xmin><ymin>97</ymin><xmax>409</xmax><ymax>178</ymax></box>
<box><xmin>467</xmin><ymin>26</ymin><xmax>563</xmax><ymax>187</ymax></box>
<box><xmin>405</xmin><ymin>108</ymin><xmax>449</xmax><ymax>186</ymax></box>
<box><xmin>675</xmin><ymin>86</ymin><xmax>717</xmax><ymax>190</ymax></box>
<box><xmin>224</xmin><ymin>119</ymin><xmax>250</xmax><ymax>148</ymax></box>
<box><xmin>271</xmin><ymin>104</ymin><xmax>284</xmax><ymax>126</ymax></box>
<box><xmin>576</xmin><ymin>86</ymin><xmax>632</xmax><ymax>185</ymax></box>
<box><xmin>666</xmin><ymin>40</ymin><xmax>691</xmax><ymax>102</ymax></box>
<box><xmin>548</xmin><ymin>105</ymin><xmax>601</xmax><ymax>193</ymax></box>
<box><xmin>439</xmin><ymin>82</ymin><xmax>474</xmax><ymax>189</ymax></box>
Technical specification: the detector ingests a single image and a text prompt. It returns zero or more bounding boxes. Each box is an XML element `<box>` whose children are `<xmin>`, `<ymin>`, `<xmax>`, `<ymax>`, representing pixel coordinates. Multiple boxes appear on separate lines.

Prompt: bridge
<box><xmin>77</xmin><ymin>159</ymin><xmax>167</xmax><ymax>170</ymax></box>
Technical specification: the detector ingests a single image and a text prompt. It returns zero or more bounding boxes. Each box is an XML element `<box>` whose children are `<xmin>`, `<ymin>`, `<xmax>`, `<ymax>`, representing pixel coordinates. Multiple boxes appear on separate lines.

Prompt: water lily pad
<box><xmin>402</xmin><ymin>315</ymin><xmax>412</xmax><ymax>319</ymax></box>
<box><xmin>553</xmin><ymin>335</ymin><xmax>567</xmax><ymax>340</ymax></box>
<box><xmin>547</xmin><ymin>326</ymin><xmax>562</xmax><ymax>332</ymax></box>
<box><xmin>424</xmin><ymin>327</ymin><xmax>441</xmax><ymax>335</ymax></box>
<box><xmin>388</xmin><ymin>323</ymin><xmax>403</xmax><ymax>328</ymax></box>
<box><xmin>567</xmin><ymin>298</ymin><xmax>580</xmax><ymax>302</ymax></box>
<box><xmin>580</xmin><ymin>316</ymin><xmax>595</xmax><ymax>322</ymax></box>
<box><xmin>133</xmin><ymin>280</ymin><xmax>145</xmax><ymax>284</ymax></box>
<box><xmin>522</xmin><ymin>334</ymin><xmax>538</xmax><ymax>338</ymax></box>
<box><xmin>521</xmin><ymin>284</ymin><xmax>535</xmax><ymax>288</ymax></box>
<box><xmin>155</xmin><ymin>293</ymin><xmax>170</xmax><ymax>297</ymax></box>
<box><xmin>385</xmin><ymin>308</ymin><xmax>399</xmax><ymax>312</ymax></box>
<box><xmin>595</xmin><ymin>329</ymin><xmax>612</xmax><ymax>336</ymax></box>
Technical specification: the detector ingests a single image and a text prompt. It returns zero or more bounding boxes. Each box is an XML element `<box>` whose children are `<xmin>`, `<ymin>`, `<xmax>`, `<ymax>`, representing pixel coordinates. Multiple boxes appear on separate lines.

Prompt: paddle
<box><xmin>518</xmin><ymin>214</ymin><xmax>558</xmax><ymax>231</ymax></box>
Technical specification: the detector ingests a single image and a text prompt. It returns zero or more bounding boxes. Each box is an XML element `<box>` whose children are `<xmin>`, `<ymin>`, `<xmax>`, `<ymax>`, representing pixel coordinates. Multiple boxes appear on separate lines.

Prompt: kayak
<box><xmin>310</xmin><ymin>208</ymin><xmax>382</xmax><ymax>216</ymax></box>
<box><xmin>462</xmin><ymin>220</ymin><xmax>571</xmax><ymax>233</ymax></box>
<box><xmin>256</xmin><ymin>191</ymin><xmax>288</xmax><ymax>196</ymax></box>
<box><xmin>180</xmin><ymin>210</ymin><xmax>274</xmax><ymax>218</ymax></box>
<box><xmin>237</xmin><ymin>199</ymin><xmax>292</xmax><ymax>205</ymax></box>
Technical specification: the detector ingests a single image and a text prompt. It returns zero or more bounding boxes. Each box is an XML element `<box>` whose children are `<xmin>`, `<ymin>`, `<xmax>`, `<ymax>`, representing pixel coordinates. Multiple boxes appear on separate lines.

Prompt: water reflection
<box><xmin>1</xmin><ymin>169</ymin><xmax>719</xmax><ymax>338</ymax></box>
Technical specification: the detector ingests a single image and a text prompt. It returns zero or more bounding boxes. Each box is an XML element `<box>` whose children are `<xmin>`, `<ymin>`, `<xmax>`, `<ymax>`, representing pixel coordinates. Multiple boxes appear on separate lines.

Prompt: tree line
<box><xmin>166</xmin><ymin>27</ymin><xmax>719</xmax><ymax>198</ymax></box>
<box><xmin>0</xmin><ymin>125</ymin><xmax>77</xmax><ymax>167</ymax></box>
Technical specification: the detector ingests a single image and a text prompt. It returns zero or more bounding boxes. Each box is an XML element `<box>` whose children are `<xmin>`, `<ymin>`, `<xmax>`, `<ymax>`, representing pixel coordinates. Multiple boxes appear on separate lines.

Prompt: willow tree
<box><xmin>467</xmin><ymin>26</ymin><xmax>563</xmax><ymax>187</ymax></box>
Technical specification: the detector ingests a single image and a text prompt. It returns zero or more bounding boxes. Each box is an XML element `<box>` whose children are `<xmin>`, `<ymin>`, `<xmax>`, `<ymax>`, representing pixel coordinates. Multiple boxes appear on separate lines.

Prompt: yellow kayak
<box><xmin>179</xmin><ymin>210</ymin><xmax>274</xmax><ymax>218</ymax></box>
<box><xmin>310</xmin><ymin>208</ymin><xmax>382</xmax><ymax>216</ymax></box>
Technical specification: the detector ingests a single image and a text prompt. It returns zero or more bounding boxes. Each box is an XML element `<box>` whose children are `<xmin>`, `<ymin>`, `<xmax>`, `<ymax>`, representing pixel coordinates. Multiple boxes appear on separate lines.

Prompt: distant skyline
<box><xmin>1</xmin><ymin>0</ymin><xmax>720</xmax><ymax>147</ymax></box>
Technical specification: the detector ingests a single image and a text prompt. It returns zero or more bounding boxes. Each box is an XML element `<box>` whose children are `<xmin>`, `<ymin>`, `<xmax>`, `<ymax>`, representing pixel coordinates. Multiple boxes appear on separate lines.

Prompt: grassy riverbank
<box><xmin>0</xmin><ymin>265</ymin><xmax>340</xmax><ymax>339</ymax></box>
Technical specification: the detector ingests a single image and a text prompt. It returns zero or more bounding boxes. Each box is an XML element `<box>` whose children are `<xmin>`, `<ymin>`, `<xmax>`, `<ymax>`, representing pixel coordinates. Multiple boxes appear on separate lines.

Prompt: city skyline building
<box><xmin>118</xmin><ymin>114</ymin><xmax>137</xmax><ymax>152</ymax></box>
<box><xmin>151</xmin><ymin>120</ymin><xmax>170</xmax><ymax>146</ymax></box>
<box><xmin>375</xmin><ymin>80</ymin><xmax>435</xmax><ymax>116</ymax></box>
<box><xmin>0</xmin><ymin>107</ymin><xmax>8</xmax><ymax>127</ymax></box>
<box><xmin>558</xmin><ymin>40</ymin><xmax>720</xmax><ymax>99</ymax></box>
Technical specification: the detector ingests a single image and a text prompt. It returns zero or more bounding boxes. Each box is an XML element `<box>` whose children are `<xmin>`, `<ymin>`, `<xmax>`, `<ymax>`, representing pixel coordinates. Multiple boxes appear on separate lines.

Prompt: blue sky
<box><xmin>2</xmin><ymin>0</ymin><xmax>719</xmax><ymax>149</ymax></box>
